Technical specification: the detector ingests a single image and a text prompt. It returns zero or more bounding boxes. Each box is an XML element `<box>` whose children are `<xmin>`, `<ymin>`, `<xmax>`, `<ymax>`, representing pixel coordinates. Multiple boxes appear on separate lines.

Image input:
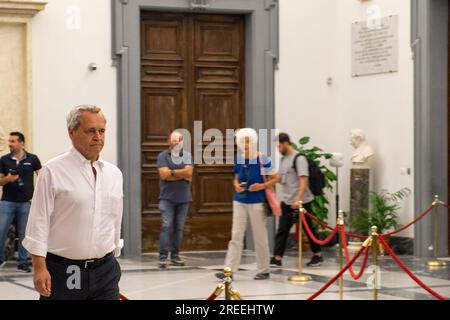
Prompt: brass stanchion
<box><xmin>425</xmin><ymin>195</ymin><xmax>447</xmax><ymax>268</ymax></box>
<box><xmin>212</xmin><ymin>283</ymin><xmax>225</xmax><ymax>298</ymax></box>
<box><xmin>337</xmin><ymin>210</ymin><xmax>345</xmax><ymax>300</ymax></box>
<box><xmin>224</xmin><ymin>267</ymin><xmax>232</xmax><ymax>300</ymax></box>
<box><xmin>288</xmin><ymin>201</ymin><xmax>312</xmax><ymax>282</ymax></box>
<box><xmin>207</xmin><ymin>268</ymin><xmax>243</xmax><ymax>300</ymax></box>
<box><xmin>230</xmin><ymin>289</ymin><xmax>243</xmax><ymax>300</ymax></box>
<box><xmin>370</xmin><ymin>226</ymin><xmax>378</xmax><ymax>300</ymax></box>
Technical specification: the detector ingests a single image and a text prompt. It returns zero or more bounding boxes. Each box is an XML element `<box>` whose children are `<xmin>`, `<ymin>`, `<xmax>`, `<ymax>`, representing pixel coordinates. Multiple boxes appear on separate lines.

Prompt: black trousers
<box><xmin>39</xmin><ymin>253</ymin><xmax>121</xmax><ymax>300</ymax></box>
<box><xmin>273</xmin><ymin>202</ymin><xmax>322</xmax><ymax>257</ymax></box>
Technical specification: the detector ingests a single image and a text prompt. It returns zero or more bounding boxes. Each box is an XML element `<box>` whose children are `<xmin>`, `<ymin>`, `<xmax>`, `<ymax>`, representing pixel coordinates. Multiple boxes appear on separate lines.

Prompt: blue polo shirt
<box><xmin>157</xmin><ymin>149</ymin><xmax>193</xmax><ymax>204</ymax></box>
<box><xmin>233</xmin><ymin>154</ymin><xmax>271</xmax><ymax>204</ymax></box>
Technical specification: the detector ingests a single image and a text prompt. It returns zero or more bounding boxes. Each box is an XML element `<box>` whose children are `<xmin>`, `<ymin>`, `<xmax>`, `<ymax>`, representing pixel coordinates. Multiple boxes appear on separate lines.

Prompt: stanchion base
<box><xmin>425</xmin><ymin>260</ymin><xmax>447</xmax><ymax>268</ymax></box>
<box><xmin>288</xmin><ymin>274</ymin><xmax>312</xmax><ymax>282</ymax></box>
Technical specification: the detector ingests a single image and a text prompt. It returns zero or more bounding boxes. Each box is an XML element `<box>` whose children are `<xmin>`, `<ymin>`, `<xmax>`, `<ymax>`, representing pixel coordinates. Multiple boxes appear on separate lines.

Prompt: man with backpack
<box><xmin>270</xmin><ymin>133</ymin><xmax>324</xmax><ymax>268</ymax></box>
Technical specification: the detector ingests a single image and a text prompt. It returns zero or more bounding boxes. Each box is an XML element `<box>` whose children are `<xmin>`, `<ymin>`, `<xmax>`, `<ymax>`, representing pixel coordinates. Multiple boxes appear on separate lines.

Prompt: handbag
<box><xmin>258</xmin><ymin>155</ymin><xmax>281</xmax><ymax>217</ymax></box>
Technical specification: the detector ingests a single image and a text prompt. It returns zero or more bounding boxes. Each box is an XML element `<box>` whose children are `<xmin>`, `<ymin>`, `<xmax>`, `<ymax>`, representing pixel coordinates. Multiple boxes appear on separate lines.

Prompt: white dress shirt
<box><xmin>23</xmin><ymin>147</ymin><xmax>124</xmax><ymax>260</ymax></box>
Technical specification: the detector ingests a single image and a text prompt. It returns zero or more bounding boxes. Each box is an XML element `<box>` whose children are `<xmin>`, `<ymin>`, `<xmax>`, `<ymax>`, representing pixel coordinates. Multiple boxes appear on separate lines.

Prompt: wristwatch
<box><xmin>170</xmin><ymin>170</ymin><xmax>176</xmax><ymax>177</ymax></box>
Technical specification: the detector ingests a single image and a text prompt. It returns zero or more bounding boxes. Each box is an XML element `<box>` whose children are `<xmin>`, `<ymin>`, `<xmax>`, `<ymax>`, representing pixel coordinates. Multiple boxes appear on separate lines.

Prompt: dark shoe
<box><xmin>254</xmin><ymin>272</ymin><xmax>270</xmax><ymax>280</ymax></box>
<box><xmin>0</xmin><ymin>260</ymin><xmax>6</xmax><ymax>269</ymax></box>
<box><xmin>270</xmin><ymin>257</ymin><xmax>282</xmax><ymax>268</ymax></box>
<box><xmin>170</xmin><ymin>256</ymin><xmax>185</xmax><ymax>266</ymax></box>
<box><xmin>306</xmin><ymin>255</ymin><xmax>323</xmax><ymax>267</ymax></box>
<box><xmin>17</xmin><ymin>263</ymin><xmax>31</xmax><ymax>273</ymax></box>
<box><xmin>158</xmin><ymin>259</ymin><xmax>168</xmax><ymax>269</ymax></box>
<box><xmin>215</xmin><ymin>272</ymin><xmax>234</xmax><ymax>280</ymax></box>
<box><xmin>215</xmin><ymin>272</ymin><xmax>225</xmax><ymax>280</ymax></box>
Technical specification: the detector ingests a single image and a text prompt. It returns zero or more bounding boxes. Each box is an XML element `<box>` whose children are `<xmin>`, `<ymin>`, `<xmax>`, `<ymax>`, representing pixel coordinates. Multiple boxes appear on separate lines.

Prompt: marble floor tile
<box><xmin>1</xmin><ymin>249</ymin><xmax>449</xmax><ymax>300</ymax></box>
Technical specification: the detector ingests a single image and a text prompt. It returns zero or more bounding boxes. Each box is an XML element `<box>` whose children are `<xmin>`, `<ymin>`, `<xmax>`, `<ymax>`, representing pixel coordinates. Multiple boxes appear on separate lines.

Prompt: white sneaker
<box><xmin>0</xmin><ymin>260</ymin><xmax>6</xmax><ymax>269</ymax></box>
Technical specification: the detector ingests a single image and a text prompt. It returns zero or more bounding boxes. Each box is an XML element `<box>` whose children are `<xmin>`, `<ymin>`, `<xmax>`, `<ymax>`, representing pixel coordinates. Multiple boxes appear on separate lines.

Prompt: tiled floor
<box><xmin>1</xmin><ymin>247</ymin><xmax>449</xmax><ymax>300</ymax></box>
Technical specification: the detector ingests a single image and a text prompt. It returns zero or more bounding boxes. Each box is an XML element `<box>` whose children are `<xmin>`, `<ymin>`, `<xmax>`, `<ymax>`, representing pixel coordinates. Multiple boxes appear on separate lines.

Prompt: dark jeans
<box><xmin>40</xmin><ymin>253</ymin><xmax>121</xmax><ymax>300</ymax></box>
<box><xmin>273</xmin><ymin>202</ymin><xmax>322</xmax><ymax>257</ymax></box>
<box><xmin>159</xmin><ymin>199</ymin><xmax>189</xmax><ymax>260</ymax></box>
<box><xmin>0</xmin><ymin>201</ymin><xmax>30</xmax><ymax>264</ymax></box>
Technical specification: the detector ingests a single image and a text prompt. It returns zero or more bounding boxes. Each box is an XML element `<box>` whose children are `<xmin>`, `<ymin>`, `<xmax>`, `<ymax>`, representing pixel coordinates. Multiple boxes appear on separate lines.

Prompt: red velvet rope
<box><xmin>378</xmin><ymin>236</ymin><xmax>448</xmax><ymax>300</ymax></box>
<box><xmin>382</xmin><ymin>205</ymin><xmax>434</xmax><ymax>237</ymax></box>
<box><xmin>303</xmin><ymin>204</ymin><xmax>434</xmax><ymax>239</ymax></box>
<box><xmin>206</xmin><ymin>293</ymin><xmax>218</xmax><ymax>300</ymax></box>
<box><xmin>307</xmin><ymin>246</ymin><xmax>366</xmax><ymax>300</ymax></box>
<box><xmin>119</xmin><ymin>293</ymin><xmax>129</xmax><ymax>300</ymax></box>
<box><xmin>302</xmin><ymin>210</ymin><xmax>335</xmax><ymax>231</ymax></box>
<box><xmin>303</xmin><ymin>210</ymin><xmax>368</xmax><ymax>239</ymax></box>
<box><xmin>340</xmin><ymin>225</ymin><xmax>370</xmax><ymax>280</ymax></box>
<box><xmin>344</xmin><ymin>231</ymin><xmax>369</xmax><ymax>240</ymax></box>
<box><xmin>301</xmin><ymin>212</ymin><xmax>339</xmax><ymax>246</ymax></box>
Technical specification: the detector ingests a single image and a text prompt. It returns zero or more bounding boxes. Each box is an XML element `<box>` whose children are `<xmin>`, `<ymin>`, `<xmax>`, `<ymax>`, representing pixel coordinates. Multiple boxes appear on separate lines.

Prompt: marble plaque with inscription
<box><xmin>351</xmin><ymin>15</ymin><xmax>399</xmax><ymax>77</ymax></box>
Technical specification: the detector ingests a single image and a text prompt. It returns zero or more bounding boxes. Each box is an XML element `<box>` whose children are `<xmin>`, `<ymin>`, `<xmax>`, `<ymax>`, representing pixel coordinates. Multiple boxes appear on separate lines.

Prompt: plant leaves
<box><xmin>299</xmin><ymin>137</ymin><xmax>310</xmax><ymax>145</ymax></box>
<box><xmin>324</xmin><ymin>170</ymin><xmax>337</xmax><ymax>181</ymax></box>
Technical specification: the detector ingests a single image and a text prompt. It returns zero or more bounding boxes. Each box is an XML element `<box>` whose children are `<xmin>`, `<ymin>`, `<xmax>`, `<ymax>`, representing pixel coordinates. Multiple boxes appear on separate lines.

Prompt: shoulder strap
<box><xmin>257</xmin><ymin>154</ymin><xmax>268</xmax><ymax>183</ymax></box>
<box><xmin>292</xmin><ymin>153</ymin><xmax>303</xmax><ymax>174</ymax></box>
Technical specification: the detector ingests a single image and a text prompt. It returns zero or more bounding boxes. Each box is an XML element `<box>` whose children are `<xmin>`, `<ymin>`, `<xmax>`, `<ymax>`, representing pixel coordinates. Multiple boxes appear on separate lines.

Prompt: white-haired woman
<box><xmin>216</xmin><ymin>128</ymin><xmax>279</xmax><ymax>280</ymax></box>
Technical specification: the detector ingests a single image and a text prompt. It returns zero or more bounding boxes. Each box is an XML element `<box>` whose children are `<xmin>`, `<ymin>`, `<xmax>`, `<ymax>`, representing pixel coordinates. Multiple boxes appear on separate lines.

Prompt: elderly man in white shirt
<box><xmin>23</xmin><ymin>105</ymin><xmax>124</xmax><ymax>300</ymax></box>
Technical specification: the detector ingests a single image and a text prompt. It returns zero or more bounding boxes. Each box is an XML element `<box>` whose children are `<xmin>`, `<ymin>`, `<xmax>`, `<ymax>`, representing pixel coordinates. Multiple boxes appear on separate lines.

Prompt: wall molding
<box><xmin>0</xmin><ymin>0</ymin><xmax>47</xmax><ymax>17</ymax></box>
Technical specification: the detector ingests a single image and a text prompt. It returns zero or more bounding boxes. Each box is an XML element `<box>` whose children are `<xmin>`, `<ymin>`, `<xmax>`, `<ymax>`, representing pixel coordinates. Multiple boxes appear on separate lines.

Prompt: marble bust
<box><xmin>350</xmin><ymin>129</ymin><xmax>374</xmax><ymax>167</ymax></box>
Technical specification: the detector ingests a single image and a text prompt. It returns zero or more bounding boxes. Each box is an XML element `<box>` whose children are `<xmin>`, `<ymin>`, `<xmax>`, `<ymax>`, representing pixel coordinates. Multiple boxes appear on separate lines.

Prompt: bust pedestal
<box><xmin>349</xmin><ymin>164</ymin><xmax>370</xmax><ymax>235</ymax></box>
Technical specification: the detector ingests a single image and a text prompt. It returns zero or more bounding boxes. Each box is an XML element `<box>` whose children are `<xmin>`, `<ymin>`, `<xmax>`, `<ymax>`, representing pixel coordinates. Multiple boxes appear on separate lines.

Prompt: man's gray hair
<box><xmin>66</xmin><ymin>105</ymin><xmax>107</xmax><ymax>131</ymax></box>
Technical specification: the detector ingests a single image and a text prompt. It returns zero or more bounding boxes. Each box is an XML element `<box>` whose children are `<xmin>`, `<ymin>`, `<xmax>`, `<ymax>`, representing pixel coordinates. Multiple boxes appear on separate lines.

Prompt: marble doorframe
<box><xmin>0</xmin><ymin>1</ymin><xmax>47</xmax><ymax>152</ymax></box>
<box><xmin>411</xmin><ymin>0</ymin><xmax>449</xmax><ymax>257</ymax></box>
<box><xmin>112</xmin><ymin>0</ymin><xmax>279</xmax><ymax>257</ymax></box>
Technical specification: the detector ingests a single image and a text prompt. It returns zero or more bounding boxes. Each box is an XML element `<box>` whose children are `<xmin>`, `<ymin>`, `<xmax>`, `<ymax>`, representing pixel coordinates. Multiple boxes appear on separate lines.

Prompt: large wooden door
<box><xmin>140</xmin><ymin>12</ymin><xmax>245</xmax><ymax>252</ymax></box>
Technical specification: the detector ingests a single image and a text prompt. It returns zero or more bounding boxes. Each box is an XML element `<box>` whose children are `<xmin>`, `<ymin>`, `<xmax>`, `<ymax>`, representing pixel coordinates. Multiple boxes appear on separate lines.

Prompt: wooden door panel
<box><xmin>142</xmin><ymin>64</ymin><xmax>185</xmax><ymax>83</ymax></box>
<box><xmin>194</xmin><ymin>15</ymin><xmax>242</xmax><ymax>62</ymax></box>
<box><xmin>182</xmin><ymin>215</ymin><xmax>233</xmax><ymax>250</ymax></box>
<box><xmin>142</xmin><ymin>173</ymin><xmax>160</xmax><ymax>215</ymax></box>
<box><xmin>142</xmin><ymin>215</ymin><xmax>160</xmax><ymax>252</ymax></box>
<box><xmin>141</xmin><ymin>13</ymin><xmax>187</xmax><ymax>61</ymax></box>
<box><xmin>194</xmin><ymin>167</ymin><xmax>234</xmax><ymax>214</ymax></box>
<box><xmin>141</xmin><ymin>88</ymin><xmax>185</xmax><ymax>141</ymax></box>
<box><xmin>196</xmin><ymin>89</ymin><xmax>240</xmax><ymax>131</ymax></box>
<box><xmin>141</xmin><ymin>12</ymin><xmax>244</xmax><ymax>252</ymax></box>
<box><xmin>196</xmin><ymin>65</ymin><xmax>240</xmax><ymax>84</ymax></box>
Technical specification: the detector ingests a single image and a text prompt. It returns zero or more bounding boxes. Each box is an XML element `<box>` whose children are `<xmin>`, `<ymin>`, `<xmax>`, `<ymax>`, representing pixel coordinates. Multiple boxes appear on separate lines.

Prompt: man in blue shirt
<box><xmin>157</xmin><ymin>131</ymin><xmax>193</xmax><ymax>268</ymax></box>
<box><xmin>0</xmin><ymin>132</ymin><xmax>41</xmax><ymax>273</ymax></box>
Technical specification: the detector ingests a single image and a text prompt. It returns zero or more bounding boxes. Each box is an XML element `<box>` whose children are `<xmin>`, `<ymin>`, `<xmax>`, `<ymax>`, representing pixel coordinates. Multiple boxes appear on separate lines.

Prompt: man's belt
<box><xmin>46</xmin><ymin>252</ymin><xmax>113</xmax><ymax>270</ymax></box>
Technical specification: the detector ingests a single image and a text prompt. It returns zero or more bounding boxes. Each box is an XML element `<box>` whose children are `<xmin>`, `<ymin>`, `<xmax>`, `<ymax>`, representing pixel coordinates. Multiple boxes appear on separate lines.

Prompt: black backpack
<box><xmin>292</xmin><ymin>153</ymin><xmax>325</xmax><ymax>196</ymax></box>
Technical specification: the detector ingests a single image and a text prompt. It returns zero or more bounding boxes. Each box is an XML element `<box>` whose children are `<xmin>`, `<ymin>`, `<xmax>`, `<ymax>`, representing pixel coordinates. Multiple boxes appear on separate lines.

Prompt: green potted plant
<box><xmin>350</xmin><ymin>188</ymin><xmax>411</xmax><ymax>249</ymax></box>
<box><xmin>291</xmin><ymin>137</ymin><xmax>337</xmax><ymax>237</ymax></box>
